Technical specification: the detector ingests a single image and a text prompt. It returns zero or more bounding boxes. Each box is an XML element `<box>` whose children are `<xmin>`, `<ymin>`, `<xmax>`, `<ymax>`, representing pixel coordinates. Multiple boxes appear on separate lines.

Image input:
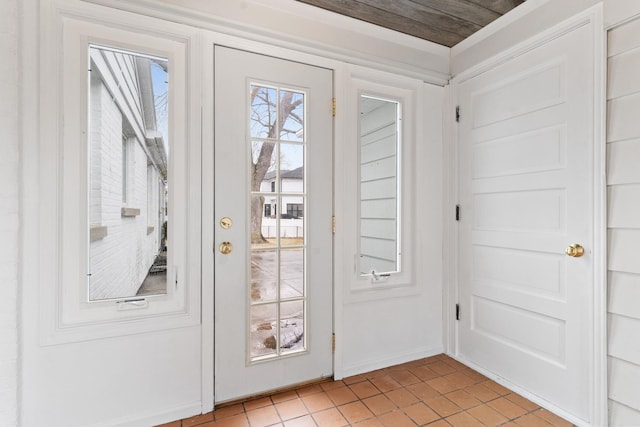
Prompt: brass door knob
<box><xmin>565</xmin><ymin>244</ymin><xmax>584</xmax><ymax>258</ymax></box>
<box><xmin>219</xmin><ymin>241</ymin><xmax>233</xmax><ymax>254</ymax></box>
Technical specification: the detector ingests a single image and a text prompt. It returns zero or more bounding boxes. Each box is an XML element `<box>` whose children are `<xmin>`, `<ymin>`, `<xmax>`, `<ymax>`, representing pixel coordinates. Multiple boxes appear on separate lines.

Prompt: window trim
<box><xmin>39</xmin><ymin>17</ymin><xmax>199</xmax><ymax>345</ymax></box>
<box><xmin>341</xmin><ymin>69</ymin><xmax>418</xmax><ymax>298</ymax></box>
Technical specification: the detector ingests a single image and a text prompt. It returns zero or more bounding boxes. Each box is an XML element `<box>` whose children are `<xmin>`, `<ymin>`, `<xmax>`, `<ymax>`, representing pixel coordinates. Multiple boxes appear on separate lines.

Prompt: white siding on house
<box><xmin>260</xmin><ymin>175</ymin><xmax>304</xmax><ymax>238</ymax></box>
<box><xmin>607</xmin><ymin>16</ymin><xmax>640</xmax><ymax>425</ymax></box>
<box><xmin>359</xmin><ymin>100</ymin><xmax>398</xmax><ymax>274</ymax></box>
<box><xmin>0</xmin><ymin>0</ymin><xmax>19</xmax><ymax>423</ymax></box>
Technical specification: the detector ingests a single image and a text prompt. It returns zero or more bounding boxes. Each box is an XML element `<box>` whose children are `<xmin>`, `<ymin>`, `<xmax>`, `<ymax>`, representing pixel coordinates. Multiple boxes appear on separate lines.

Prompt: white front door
<box><xmin>214</xmin><ymin>46</ymin><xmax>334</xmax><ymax>403</ymax></box>
<box><xmin>457</xmin><ymin>23</ymin><xmax>595</xmax><ymax>421</ymax></box>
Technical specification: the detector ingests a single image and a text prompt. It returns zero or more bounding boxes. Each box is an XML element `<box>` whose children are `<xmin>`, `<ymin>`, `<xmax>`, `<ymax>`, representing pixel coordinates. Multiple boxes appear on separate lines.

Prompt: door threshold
<box><xmin>215</xmin><ymin>376</ymin><xmax>334</xmax><ymax>408</ymax></box>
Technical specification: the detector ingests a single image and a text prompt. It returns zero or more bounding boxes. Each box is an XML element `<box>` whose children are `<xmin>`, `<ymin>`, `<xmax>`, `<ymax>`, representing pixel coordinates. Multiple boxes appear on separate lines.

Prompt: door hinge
<box><xmin>455</xmin><ymin>205</ymin><xmax>460</xmax><ymax>221</ymax></box>
<box><xmin>332</xmin><ymin>98</ymin><xmax>336</xmax><ymax>117</ymax></box>
<box><xmin>332</xmin><ymin>333</ymin><xmax>336</xmax><ymax>352</ymax></box>
<box><xmin>332</xmin><ymin>215</ymin><xmax>336</xmax><ymax>234</ymax></box>
<box><xmin>456</xmin><ymin>304</ymin><xmax>460</xmax><ymax>321</ymax></box>
<box><xmin>455</xmin><ymin>106</ymin><xmax>460</xmax><ymax>123</ymax></box>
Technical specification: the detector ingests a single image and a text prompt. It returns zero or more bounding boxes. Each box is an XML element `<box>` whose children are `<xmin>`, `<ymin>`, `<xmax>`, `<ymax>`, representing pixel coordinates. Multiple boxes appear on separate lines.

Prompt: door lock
<box><xmin>220</xmin><ymin>217</ymin><xmax>233</xmax><ymax>229</ymax></box>
<box><xmin>219</xmin><ymin>241</ymin><xmax>233</xmax><ymax>254</ymax></box>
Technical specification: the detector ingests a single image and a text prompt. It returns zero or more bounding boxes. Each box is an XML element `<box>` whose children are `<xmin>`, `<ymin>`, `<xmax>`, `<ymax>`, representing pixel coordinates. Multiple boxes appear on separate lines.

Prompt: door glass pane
<box><xmin>251</xmin><ymin>250</ymin><xmax>277</xmax><ymax>303</ymax></box>
<box><xmin>251</xmin><ymin>194</ymin><xmax>277</xmax><ymax>248</ymax></box>
<box><xmin>281</xmin><ymin>144</ymin><xmax>304</xmax><ymax>194</ymax></box>
<box><xmin>279</xmin><ymin>90</ymin><xmax>304</xmax><ymax>141</ymax></box>
<box><xmin>359</xmin><ymin>95</ymin><xmax>401</xmax><ymax>276</ymax></box>
<box><xmin>251</xmin><ymin>85</ymin><xmax>278</xmax><ymax>139</ymax></box>
<box><xmin>87</xmin><ymin>45</ymin><xmax>169</xmax><ymax>301</ymax></box>
<box><xmin>249</xmin><ymin>83</ymin><xmax>307</xmax><ymax>362</ymax></box>
<box><xmin>280</xmin><ymin>300</ymin><xmax>305</xmax><ymax>354</ymax></box>
<box><xmin>250</xmin><ymin>303</ymin><xmax>278</xmax><ymax>358</ymax></box>
<box><xmin>280</xmin><ymin>248</ymin><xmax>304</xmax><ymax>299</ymax></box>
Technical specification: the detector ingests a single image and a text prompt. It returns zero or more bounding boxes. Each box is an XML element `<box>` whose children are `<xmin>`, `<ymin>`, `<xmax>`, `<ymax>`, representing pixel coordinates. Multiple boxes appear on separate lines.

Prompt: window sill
<box><xmin>121</xmin><ymin>207</ymin><xmax>141</xmax><ymax>217</ymax></box>
<box><xmin>90</xmin><ymin>225</ymin><xmax>108</xmax><ymax>242</ymax></box>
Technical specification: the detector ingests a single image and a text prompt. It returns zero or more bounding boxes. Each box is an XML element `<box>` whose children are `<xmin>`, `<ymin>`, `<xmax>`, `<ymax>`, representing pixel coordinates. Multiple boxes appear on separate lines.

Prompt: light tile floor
<box><xmin>158</xmin><ymin>354</ymin><xmax>574</xmax><ymax>427</ymax></box>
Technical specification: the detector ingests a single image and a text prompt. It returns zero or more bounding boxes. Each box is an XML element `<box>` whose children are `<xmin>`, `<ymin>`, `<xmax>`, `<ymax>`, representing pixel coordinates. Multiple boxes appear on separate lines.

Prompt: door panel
<box><xmin>214</xmin><ymin>46</ymin><xmax>333</xmax><ymax>403</ymax></box>
<box><xmin>457</xmin><ymin>24</ymin><xmax>594</xmax><ymax>420</ymax></box>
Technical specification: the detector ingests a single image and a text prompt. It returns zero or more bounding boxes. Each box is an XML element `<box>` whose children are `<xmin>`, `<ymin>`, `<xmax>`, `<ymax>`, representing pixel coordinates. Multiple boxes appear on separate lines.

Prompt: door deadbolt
<box><xmin>220</xmin><ymin>217</ymin><xmax>233</xmax><ymax>229</ymax></box>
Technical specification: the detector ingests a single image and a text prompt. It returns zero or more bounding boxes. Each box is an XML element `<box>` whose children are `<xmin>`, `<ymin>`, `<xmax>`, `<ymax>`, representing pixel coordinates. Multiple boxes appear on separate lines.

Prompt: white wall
<box><xmin>335</xmin><ymin>76</ymin><xmax>444</xmax><ymax>378</ymax></box>
<box><xmin>0</xmin><ymin>0</ymin><xmax>19</xmax><ymax>424</ymax></box>
<box><xmin>606</xmin><ymin>12</ymin><xmax>640</xmax><ymax>426</ymax></box>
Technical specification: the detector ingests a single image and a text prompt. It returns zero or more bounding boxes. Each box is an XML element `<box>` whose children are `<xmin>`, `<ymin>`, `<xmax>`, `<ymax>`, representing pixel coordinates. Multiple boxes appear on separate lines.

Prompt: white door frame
<box><xmin>444</xmin><ymin>5</ymin><xmax>607</xmax><ymax>426</ymax></box>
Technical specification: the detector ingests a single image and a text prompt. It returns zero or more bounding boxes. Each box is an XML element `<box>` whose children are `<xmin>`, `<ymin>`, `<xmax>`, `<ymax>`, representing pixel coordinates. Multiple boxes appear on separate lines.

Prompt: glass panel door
<box><xmin>214</xmin><ymin>46</ymin><xmax>333</xmax><ymax>403</ymax></box>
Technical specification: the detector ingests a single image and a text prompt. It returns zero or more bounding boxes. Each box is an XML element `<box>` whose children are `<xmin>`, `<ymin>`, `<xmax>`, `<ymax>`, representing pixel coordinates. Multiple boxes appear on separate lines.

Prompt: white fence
<box><xmin>261</xmin><ymin>218</ymin><xmax>304</xmax><ymax>239</ymax></box>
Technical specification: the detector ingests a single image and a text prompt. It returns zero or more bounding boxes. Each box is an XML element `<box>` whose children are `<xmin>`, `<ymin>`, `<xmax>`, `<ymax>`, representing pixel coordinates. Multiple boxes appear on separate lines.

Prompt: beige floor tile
<box><xmin>514</xmin><ymin>413</ymin><xmax>556</xmax><ymax>427</ymax></box>
<box><xmin>283</xmin><ymin>415</ymin><xmax>317</xmax><ymax>427</ymax></box>
<box><xmin>467</xmin><ymin>404</ymin><xmax>508</xmax><ymax>426</ymax></box>
<box><xmin>182</xmin><ymin>412</ymin><xmax>214</xmax><ymax>426</ymax></box>
<box><xmin>246</xmin><ymin>405</ymin><xmax>281</xmax><ymax>426</ymax></box>
<box><xmin>170</xmin><ymin>355</ymin><xmax>572</xmax><ymax>427</ymax></box>
<box><xmin>214</xmin><ymin>403</ymin><xmax>245</xmax><ymax>420</ymax></box>
<box><xmin>349</xmin><ymin>380</ymin><xmax>381</xmax><ymax>399</ymax></box>
<box><xmin>384</xmin><ymin>387</ymin><xmax>419</xmax><ymax>408</ymax></box>
<box><xmin>464</xmin><ymin>383</ymin><xmax>501</xmax><ymax>402</ymax></box>
<box><xmin>275</xmin><ymin>398</ymin><xmax>308</xmax><ymax>421</ymax></box>
<box><xmin>378</xmin><ymin>409</ymin><xmax>417</xmax><ymax>427</ymax></box>
<box><xmin>362</xmin><ymin>394</ymin><xmax>397</xmax><ymax>416</ymax></box>
<box><xmin>403</xmin><ymin>402</ymin><xmax>441</xmax><ymax>425</ymax></box>
<box><xmin>445</xmin><ymin>389</ymin><xmax>482</xmax><ymax>410</ymax></box>
<box><xmin>369</xmin><ymin>375</ymin><xmax>403</xmax><ymax>392</ymax></box>
<box><xmin>487</xmin><ymin>396</ymin><xmax>529</xmax><ymax>419</ymax></box>
<box><xmin>300</xmin><ymin>392</ymin><xmax>334</xmax><ymax>413</ymax></box>
<box><xmin>326</xmin><ymin>385</ymin><xmax>359</xmax><ymax>406</ymax></box>
<box><xmin>532</xmin><ymin>408</ymin><xmax>573</xmax><ymax>427</ymax></box>
<box><xmin>243</xmin><ymin>396</ymin><xmax>273</xmax><ymax>411</ymax></box>
<box><xmin>446</xmin><ymin>411</ymin><xmax>485</xmax><ymax>427</ymax></box>
<box><xmin>337</xmin><ymin>401</ymin><xmax>374</xmax><ymax>424</ymax></box>
<box><xmin>311</xmin><ymin>407</ymin><xmax>348</xmax><ymax>427</ymax></box>
<box><xmin>425</xmin><ymin>396</ymin><xmax>464</xmax><ymax>418</ymax></box>
<box><xmin>504</xmin><ymin>393</ymin><xmax>539</xmax><ymax>412</ymax></box>
<box><xmin>215</xmin><ymin>413</ymin><xmax>250</xmax><ymax>427</ymax></box>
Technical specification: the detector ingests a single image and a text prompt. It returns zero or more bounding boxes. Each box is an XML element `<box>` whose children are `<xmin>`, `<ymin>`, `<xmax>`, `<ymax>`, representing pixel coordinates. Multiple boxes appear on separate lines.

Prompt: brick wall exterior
<box><xmin>0</xmin><ymin>0</ymin><xmax>19</xmax><ymax>424</ymax></box>
<box><xmin>88</xmin><ymin>76</ymin><xmax>163</xmax><ymax>300</ymax></box>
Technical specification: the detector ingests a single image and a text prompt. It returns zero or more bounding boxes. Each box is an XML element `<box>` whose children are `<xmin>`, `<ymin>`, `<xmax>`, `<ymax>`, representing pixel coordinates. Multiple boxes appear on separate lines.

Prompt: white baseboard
<box><xmin>338</xmin><ymin>346</ymin><xmax>444</xmax><ymax>379</ymax></box>
<box><xmin>87</xmin><ymin>401</ymin><xmax>202</xmax><ymax>427</ymax></box>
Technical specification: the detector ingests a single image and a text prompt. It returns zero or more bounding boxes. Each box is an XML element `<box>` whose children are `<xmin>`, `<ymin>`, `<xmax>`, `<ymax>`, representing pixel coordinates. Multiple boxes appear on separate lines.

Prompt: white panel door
<box><xmin>457</xmin><ymin>24</ymin><xmax>594</xmax><ymax>420</ymax></box>
<box><xmin>214</xmin><ymin>46</ymin><xmax>333</xmax><ymax>403</ymax></box>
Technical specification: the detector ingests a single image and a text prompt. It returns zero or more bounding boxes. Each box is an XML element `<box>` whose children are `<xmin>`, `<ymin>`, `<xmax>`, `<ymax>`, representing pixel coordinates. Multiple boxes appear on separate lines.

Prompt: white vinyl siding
<box><xmin>359</xmin><ymin>100</ymin><xmax>398</xmax><ymax>274</ymax></box>
<box><xmin>607</xmin><ymin>16</ymin><xmax>640</xmax><ymax>425</ymax></box>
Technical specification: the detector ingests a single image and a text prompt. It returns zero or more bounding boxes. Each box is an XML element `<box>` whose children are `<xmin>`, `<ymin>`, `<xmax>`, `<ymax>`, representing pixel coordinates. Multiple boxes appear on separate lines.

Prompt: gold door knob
<box><xmin>565</xmin><ymin>244</ymin><xmax>584</xmax><ymax>258</ymax></box>
<box><xmin>219</xmin><ymin>241</ymin><xmax>233</xmax><ymax>254</ymax></box>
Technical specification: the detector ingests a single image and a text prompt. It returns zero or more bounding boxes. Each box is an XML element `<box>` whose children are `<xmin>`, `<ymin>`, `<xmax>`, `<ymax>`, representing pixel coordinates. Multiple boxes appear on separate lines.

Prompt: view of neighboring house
<box><xmin>260</xmin><ymin>166</ymin><xmax>304</xmax><ymax>239</ymax></box>
<box><xmin>87</xmin><ymin>46</ymin><xmax>168</xmax><ymax>300</ymax></box>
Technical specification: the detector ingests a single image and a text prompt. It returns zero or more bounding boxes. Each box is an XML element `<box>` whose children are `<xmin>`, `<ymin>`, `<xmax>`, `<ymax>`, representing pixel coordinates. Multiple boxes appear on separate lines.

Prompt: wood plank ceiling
<box><xmin>295</xmin><ymin>0</ymin><xmax>525</xmax><ymax>47</ymax></box>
